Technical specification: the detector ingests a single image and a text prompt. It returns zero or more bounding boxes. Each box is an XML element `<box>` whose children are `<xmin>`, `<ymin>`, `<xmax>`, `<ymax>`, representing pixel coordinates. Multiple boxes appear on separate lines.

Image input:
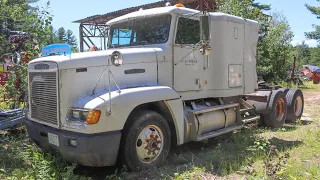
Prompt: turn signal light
<box><xmin>86</xmin><ymin>110</ymin><xmax>101</xmax><ymax>124</ymax></box>
<box><xmin>175</xmin><ymin>3</ymin><xmax>184</xmax><ymax>7</ymax></box>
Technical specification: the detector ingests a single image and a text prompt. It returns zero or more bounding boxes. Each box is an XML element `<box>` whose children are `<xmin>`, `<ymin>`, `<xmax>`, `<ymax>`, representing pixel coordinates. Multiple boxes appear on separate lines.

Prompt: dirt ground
<box><xmin>304</xmin><ymin>91</ymin><xmax>320</xmax><ymax>101</ymax></box>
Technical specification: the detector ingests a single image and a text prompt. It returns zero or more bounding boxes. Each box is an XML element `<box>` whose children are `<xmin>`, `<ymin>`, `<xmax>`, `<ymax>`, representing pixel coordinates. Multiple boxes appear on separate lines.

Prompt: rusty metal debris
<box><xmin>0</xmin><ymin>108</ymin><xmax>25</xmax><ymax>130</ymax></box>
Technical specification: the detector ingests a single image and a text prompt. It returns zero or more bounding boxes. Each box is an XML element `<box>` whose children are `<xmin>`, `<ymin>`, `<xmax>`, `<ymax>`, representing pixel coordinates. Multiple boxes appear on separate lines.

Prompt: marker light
<box><xmin>86</xmin><ymin>110</ymin><xmax>101</xmax><ymax>124</ymax></box>
<box><xmin>175</xmin><ymin>3</ymin><xmax>184</xmax><ymax>7</ymax></box>
<box><xmin>68</xmin><ymin>139</ymin><xmax>77</xmax><ymax>147</ymax></box>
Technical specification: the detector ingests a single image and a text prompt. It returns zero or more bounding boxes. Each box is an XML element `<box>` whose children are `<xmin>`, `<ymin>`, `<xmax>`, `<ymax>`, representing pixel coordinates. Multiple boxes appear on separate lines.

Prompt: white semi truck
<box><xmin>26</xmin><ymin>4</ymin><xmax>304</xmax><ymax>171</ymax></box>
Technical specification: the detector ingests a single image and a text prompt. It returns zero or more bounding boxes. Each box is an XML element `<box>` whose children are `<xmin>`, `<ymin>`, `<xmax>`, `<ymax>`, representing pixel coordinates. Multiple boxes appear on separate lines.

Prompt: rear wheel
<box><xmin>262</xmin><ymin>90</ymin><xmax>287</xmax><ymax>128</ymax></box>
<box><xmin>285</xmin><ymin>89</ymin><xmax>304</xmax><ymax>123</ymax></box>
<box><xmin>278</xmin><ymin>88</ymin><xmax>289</xmax><ymax>94</ymax></box>
<box><xmin>120</xmin><ymin>110</ymin><xmax>171</xmax><ymax>171</ymax></box>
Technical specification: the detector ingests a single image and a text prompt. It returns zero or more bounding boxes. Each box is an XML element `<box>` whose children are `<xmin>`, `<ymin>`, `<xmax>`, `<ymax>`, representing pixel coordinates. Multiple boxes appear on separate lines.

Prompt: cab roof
<box><xmin>106</xmin><ymin>6</ymin><xmax>258</xmax><ymax>25</ymax></box>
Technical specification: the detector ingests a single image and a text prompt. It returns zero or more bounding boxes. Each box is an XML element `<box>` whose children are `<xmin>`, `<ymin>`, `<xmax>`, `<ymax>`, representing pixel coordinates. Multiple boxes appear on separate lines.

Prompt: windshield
<box><xmin>107</xmin><ymin>14</ymin><xmax>171</xmax><ymax>48</ymax></box>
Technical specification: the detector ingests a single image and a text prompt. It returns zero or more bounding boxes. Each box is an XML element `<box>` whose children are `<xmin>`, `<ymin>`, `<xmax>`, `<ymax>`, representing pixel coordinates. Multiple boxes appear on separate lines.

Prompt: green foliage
<box><xmin>0</xmin><ymin>0</ymin><xmax>53</xmax><ymax>109</ymax></box>
<box><xmin>309</xmin><ymin>47</ymin><xmax>320</xmax><ymax>65</ymax></box>
<box><xmin>295</xmin><ymin>41</ymin><xmax>311</xmax><ymax>66</ymax></box>
<box><xmin>53</xmin><ymin>27</ymin><xmax>78</xmax><ymax>52</ymax></box>
<box><xmin>258</xmin><ymin>13</ymin><xmax>293</xmax><ymax>82</ymax></box>
<box><xmin>56</xmin><ymin>27</ymin><xmax>66</xmax><ymax>43</ymax></box>
<box><xmin>0</xmin><ymin>131</ymin><xmax>88</xmax><ymax>179</ymax></box>
<box><xmin>306</xmin><ymin>0</ymin><xmax>320</xmax><ymax>19</ymax></box>
<box><xmin>65</xmin><ymin>30</ymin><xmax>77</xmax><ymax>49</ymax></box>
<box><xmin>305</xmin><ymin>0</ymin><xmax>320</xmax><ymax>44</ymax></box>
<box><xmin>293</xmin><ymin>42</ymin><xmax>320</xmax><ymax>67</ymax></box>
<box><xmin>247</xmin><ymin>138</ymin><xmax>271</xmax><ymax>152</ymax></box>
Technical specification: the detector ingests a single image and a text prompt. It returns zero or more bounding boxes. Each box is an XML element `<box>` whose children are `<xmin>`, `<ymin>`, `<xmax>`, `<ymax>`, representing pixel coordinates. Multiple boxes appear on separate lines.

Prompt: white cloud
<box><xmin>291</xmin><ymin>39</ymin><xmax>318</xmax><ymax>47</ymax></box>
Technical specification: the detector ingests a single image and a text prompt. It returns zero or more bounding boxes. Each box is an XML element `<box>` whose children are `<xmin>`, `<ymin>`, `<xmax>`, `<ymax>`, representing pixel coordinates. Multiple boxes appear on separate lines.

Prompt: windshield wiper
<box><xmin>130</xmin><ymin>41</ymin><xmax>148</xmax><ymax>46</ymax></box>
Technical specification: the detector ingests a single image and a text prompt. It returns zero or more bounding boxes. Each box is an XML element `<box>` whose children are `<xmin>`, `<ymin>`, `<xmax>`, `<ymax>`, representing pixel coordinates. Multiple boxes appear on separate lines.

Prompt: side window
<box><xmin>109</xmin><ymin>20</ymin><xmax>134</xmax><ymax>47</ymax></box>
<box><xmin>175</xmin><ymin>17</ymin><xmax>200</xmax><ymax>44</ymax></box>
<box><xmin>111</xmin><ymin>29</ymin><xmax>133</xmax><ymax>46</ymax></box>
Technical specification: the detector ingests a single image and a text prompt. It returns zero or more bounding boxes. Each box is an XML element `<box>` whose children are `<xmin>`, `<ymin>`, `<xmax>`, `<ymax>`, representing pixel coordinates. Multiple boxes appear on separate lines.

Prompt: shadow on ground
<box><xmin>73</xmin><ymin>126</ymin><xmax>303</xmax><ymax>180</ymax></box>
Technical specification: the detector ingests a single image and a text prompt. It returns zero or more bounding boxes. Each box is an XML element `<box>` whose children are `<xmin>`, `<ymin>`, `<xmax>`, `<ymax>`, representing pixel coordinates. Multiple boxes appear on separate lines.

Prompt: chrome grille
<box><xmin>29</xmin><ymin>72</ymin><xmax>58</xmax><ymax>126</ymax></box>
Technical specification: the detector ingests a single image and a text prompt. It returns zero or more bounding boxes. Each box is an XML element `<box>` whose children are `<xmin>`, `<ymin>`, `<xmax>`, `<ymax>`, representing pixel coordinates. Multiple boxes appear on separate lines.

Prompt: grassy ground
<box><xmin>0</xmin><ymin>82</ymin><xmax>319</xmax><ymax>180</ymax></box>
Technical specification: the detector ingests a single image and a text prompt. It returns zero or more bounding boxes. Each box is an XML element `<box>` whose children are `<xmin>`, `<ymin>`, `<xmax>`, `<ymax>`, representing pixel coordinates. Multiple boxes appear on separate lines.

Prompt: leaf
<box><xmin>2</xmin><ymin>144</ymin><xmax>8</xmax><ymax>150</ymax></box>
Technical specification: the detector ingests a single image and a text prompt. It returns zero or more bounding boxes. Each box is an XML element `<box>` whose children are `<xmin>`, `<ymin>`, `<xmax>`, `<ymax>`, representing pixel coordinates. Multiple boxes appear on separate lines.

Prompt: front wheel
<box><xmin>120</xmin><ymin>110</ymin><xmax>171</xmax><ymax>171</ymax></box>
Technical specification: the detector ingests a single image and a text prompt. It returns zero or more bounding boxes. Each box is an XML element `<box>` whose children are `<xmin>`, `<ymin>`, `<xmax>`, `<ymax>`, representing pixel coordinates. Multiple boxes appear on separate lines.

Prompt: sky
<box><xmin>33</xmin><ymin>0</ymin><xmax>320</xmax><ymax>48</ymax></box>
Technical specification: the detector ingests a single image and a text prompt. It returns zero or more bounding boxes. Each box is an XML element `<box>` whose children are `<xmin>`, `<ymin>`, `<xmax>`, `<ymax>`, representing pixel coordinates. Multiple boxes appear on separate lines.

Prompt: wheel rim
<box><xmin>294</xmin><ymin>96</ymin><xmax>303</xmax><ymax>116</ymax></box>
<box><xmin>275</xmin><ymin>97</ymin><xmax>285</xmax><ymax>121</ymax></box>
<box><xmin>136</xmin><ymin>125</ymin><xmax>164</xmax><ymax>163</ymax></box>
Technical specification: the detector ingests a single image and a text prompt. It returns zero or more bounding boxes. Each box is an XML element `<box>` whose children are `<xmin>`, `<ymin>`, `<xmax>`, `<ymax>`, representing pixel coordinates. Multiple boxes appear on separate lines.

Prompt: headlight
<box><xmin>67</xmin><ymin>108</ymin><xmax>101</xmax><ymax>125</ymax></box>
<box><xmin>110</xmin><ymin>51</ymin><xmax>123</xmax><ymax>66</ymax></box>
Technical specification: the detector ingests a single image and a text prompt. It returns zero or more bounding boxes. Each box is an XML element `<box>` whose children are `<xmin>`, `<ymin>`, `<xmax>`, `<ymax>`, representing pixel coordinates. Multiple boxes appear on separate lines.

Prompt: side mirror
<box><xmin>200</xmin><ymin>15</ymin><xmax>210</xmax><ymax>42</ymax></box>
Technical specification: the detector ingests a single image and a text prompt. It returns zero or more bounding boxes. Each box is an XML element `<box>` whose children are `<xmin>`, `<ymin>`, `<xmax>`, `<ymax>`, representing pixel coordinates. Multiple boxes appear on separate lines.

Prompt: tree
<box><xmin>53</xmin><ymin>27</ymin><xmax>78</xmax><ymax>51</ymax></box>
<box><xmin>305</xmin><ymin>1</ymin><xmax>320</xmax><ymax>43</ymax></box>
<box><xmin>295</xmin><ymin>41</ymin><xmax>311</xmax><ymax>66</ymax></box>
<box><xmin>309</xmin><ymin>47</ymin><xmax>320</xmax><ymax>66</ymax></box>
<box><xmin>0</xmin><ymin>0</ymin><xmax>53</xmax><ymax>108</ymax></box>
<box><xmin>257</xmin><ymin>12</ymin><xmax>294</xmax><ymax>82</ymax></box>
<box><xmin>57</xmin><ymin>27</ymin><xmax>66</xmax><ymax>43</ymax></box>
<box><xmin>65</xmin><ymin>29</ymin><xmax>77</xmax><ymax>49</ymax></box>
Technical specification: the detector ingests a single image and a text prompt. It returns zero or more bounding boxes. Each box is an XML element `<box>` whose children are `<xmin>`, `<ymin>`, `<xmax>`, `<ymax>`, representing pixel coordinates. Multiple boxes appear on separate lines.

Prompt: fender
<box><xmin>67</xmin><ymin>86</ymin><xmax>184</xmax><ymax>144</ymax></box>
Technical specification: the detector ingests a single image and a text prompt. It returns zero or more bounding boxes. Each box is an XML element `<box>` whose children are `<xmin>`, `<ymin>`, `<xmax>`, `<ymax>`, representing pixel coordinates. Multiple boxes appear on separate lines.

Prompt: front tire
<box><xmin>121</xmin><ymin>110</ymin><xmax>171</xmax><ymax>171</ymax></box>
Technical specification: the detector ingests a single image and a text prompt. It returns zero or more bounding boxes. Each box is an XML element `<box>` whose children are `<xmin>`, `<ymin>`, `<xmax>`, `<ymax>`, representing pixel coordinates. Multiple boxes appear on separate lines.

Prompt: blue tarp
<box><xmin>41</xmin><ymin>44</ymin><xmax>72</xmax><ymax>57</ymax></box>
<box><xmin>302</xmin><ymin>65</ymin><xmax>320</xmax><ymax>72</ymax></box>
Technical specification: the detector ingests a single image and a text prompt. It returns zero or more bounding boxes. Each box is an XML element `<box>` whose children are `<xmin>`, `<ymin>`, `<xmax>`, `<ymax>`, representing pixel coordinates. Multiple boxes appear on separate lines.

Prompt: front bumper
<box><xmin>26</xmin><ymin>119</ymin><xmax>121</xmax><ymax>167</ymax></box>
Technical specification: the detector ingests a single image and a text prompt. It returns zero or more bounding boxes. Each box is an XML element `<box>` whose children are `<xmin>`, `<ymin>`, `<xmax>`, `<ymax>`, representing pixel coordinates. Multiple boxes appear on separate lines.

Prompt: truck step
<box><xmin>189</xmin><ymin>103</ymin><xmax>239</xmax><ymax>115</ymax></box>
<box><xmin>196</xmin><ymin>125</ymin><xmax>242</xmax><ymax>141</ymax></box>
<box><xmin>240</xmin><ymin>107</ymin><xmax>255</xmax><ymax>114</ymax></box>
<box><xmin>242</xmin><ymin>116</ymin><xmax>260</xmax><ymax>124</ymax></box>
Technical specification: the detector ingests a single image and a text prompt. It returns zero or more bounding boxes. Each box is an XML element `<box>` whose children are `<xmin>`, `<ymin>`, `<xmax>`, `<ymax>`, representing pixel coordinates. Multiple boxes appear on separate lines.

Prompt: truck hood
<box><xmin>29</xmin><ymin>47</ymin><xmax>163</xmax><ymax>70</ymax></box>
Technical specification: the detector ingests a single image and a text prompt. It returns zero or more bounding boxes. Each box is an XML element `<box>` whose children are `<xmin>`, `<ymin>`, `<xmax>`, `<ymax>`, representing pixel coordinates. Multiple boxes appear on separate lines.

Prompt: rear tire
<box><xmin>278</xmin><ymin>88</ymin><xmax>289</xmax><ymax>94</ymax></box>
<box><xmin>285</xmin><ymin>89</ymin><xmax>304</xmax><ymax>123</ymax></box>
<box><xmin>262</xmin><ymin>90</ymin><xmax>287</xmax><ymax>128</ymax></box>
<box><xmin>120</xmin><ymin>110</ymin><xmax>171</xmax><ymax>171</ymax></box>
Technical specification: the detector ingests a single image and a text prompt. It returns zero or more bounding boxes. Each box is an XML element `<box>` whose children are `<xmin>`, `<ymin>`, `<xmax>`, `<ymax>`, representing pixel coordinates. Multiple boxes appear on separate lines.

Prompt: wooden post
<box><xmin>79</xmin><ymin>23</ymin><xmax>84</xmax><ymax>52</ymax></box>
<box><xmin>200</xmin><ymin>0</ymin><xmax>204</xmax><ymax>13</ymax></box>
<box><xmin>291</xmin><ymin>56</ymin><xmax>296</xmax><ymax>80</ymax></box>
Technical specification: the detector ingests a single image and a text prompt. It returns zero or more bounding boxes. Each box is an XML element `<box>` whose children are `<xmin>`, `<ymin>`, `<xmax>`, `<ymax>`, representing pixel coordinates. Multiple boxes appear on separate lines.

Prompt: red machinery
<box><xmin>312</xmin><ymin>70</ymin><xmax>320</xmax><ymax>84</ymax></box>
<box><xmin>0</xmin><ymin>52</ymin><xmax>30</xmax><ymax>102</ymax></box>
<box><xmin>301</xmin><ymin>65</ymin><xmax>320</xmax><ymax>84</ymax></box>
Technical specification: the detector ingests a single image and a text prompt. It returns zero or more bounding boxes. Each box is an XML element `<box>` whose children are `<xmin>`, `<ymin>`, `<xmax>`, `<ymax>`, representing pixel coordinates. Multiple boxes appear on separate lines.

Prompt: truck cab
<box><xmin>25</xmin><ymin>4</ymin><xmax>304</xmax><ymax>171</ymax></box>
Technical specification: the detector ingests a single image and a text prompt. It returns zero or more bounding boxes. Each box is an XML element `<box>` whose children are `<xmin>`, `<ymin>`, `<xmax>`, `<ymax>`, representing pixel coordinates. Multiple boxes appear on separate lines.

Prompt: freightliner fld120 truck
<box><xmin>26</xmin><ymin>3</ymin><xmax>304</xmax><ymax>171</ymax></box>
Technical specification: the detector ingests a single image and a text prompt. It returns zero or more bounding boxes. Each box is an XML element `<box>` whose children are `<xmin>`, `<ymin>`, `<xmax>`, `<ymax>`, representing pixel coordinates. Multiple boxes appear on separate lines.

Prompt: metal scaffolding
<box><xmin>73</xmin><ymin>0</ymin><xmax>218</xmax><ymax>52</ymax></box>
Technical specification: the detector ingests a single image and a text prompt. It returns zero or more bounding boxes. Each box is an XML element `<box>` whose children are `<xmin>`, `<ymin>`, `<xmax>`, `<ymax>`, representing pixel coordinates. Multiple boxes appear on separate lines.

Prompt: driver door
<box><xmin>173</xmin><ymin>17</ymin><xmax>205</xmax><ymax>92</ymax></box>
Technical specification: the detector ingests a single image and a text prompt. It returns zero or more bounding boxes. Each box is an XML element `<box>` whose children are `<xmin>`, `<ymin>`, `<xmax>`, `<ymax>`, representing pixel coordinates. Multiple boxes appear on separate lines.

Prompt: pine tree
<box><xmin>65</xmin><ymin>29</ymin><xmax>77</xmax><ymax>48</ymax></box>
<box><xmin>295</xmin><ymin>41</ymin><xmax>312</xmax><ymax>66</ymax></box>
<box><xmin>305</xmin><ymin>1</ymin><xmax>320</xmax><ymax>43</ymax></box>
<box><xmin>57</xmin><ymin>27</ymin><xmax>66</xmax><ymax>43</ymax></box>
